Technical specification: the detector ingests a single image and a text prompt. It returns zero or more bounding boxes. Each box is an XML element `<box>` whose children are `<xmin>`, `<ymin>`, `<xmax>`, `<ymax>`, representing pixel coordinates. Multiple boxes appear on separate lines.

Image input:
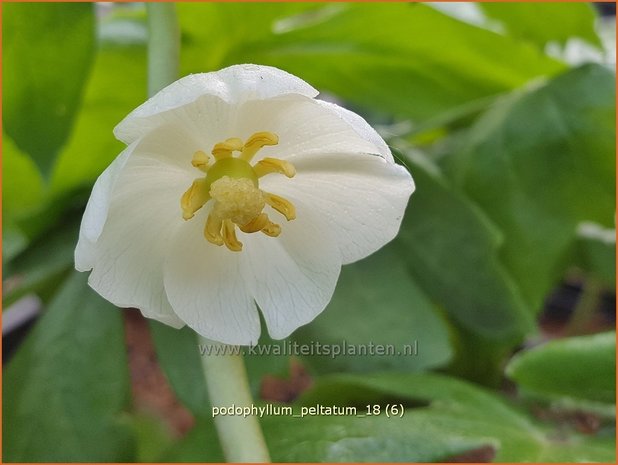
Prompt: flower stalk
<box><xmin>146</xmin><ymin>6</ymin><xmax>270</xmax><ymax>462</ymax></box>
<box><xmin>200</xmin><ymin>339</ymin><xmax>272</xmax><ymax>462</ymax></box>
<box><xmin>146</xmin><ymin>3</ymin><xmax>179</xmax><ymax>96</ymax></box>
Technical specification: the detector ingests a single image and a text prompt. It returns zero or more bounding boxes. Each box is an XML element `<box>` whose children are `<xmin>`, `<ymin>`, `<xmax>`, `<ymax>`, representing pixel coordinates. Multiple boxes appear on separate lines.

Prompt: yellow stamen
<box><xmin>253</xmin><ymin>157</ymin><xmax>296</xmax><ymax>178</ymax></box>
<box><xmin>212</xmin><ymin>138</ymin><xmax>243</xmax><ymax>160</ymax></box>
<box><xmin>204</xmin><ymin>213</ymin><xmax>224</xmax><ymax>246</ymax></box>
<box><xmin>239</xmin><ymin>213</ymin><xmax>269</xmax><ymax>234</ymax></box>
<box><xmin>240</xmin><ymin>132</ymin><xmax>279</xmax><ymax>162</ymax></box>
<box><xmin>191</xmin><ymin>150</ymin><xmax>211</xmax><ymax>172</ymax></box>
<box><xmin>261</xmin><ymin>219</ymin><xmax>282</xmax><ymax>237</ymax></box>
<box><xmin>222</xmin><ymin>219</ymin><xmax>243</xmax><ymax>251</ymax></box>
<box><xmin>181</xmin><ymin>178</ymin><xmax>210</xmax><ymax>220</ymax></box>
<box><xmin>263</xmin><ymin>192</ymin><xmax>296</xmax><ymax>221</ymax></box>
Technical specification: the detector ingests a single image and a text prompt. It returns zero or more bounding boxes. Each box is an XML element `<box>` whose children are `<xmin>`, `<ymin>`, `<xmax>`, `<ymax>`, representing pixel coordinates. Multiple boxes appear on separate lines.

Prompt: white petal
<box><xmin>241</xmin><ymin>205</ymin><xmax>341</xmax><ymax>340</ymax></box>
<box><xmin>83</xmin><ymin>154</ymin><xmax>193</xmax><ymax>328</ymax></box>
<box><xmin>79</xmin><ymin>143</ymin><xmax>135</xmax><ymax>244</ymax></box>
<box><xmin>261</xmin><ymin>152</ymin><xmax>414</xmax><ymax>265</ymax></box>
<box><xmin>314</xmin><ymin>100</ymin><xmax>393</xmax><ymax>161</ymax></box>
<box><xmin>75</xmin><ymin>142</ymin><xmax>136</xmax><ymax>272</ymax></box>
<box><xmin>236</xmin><ymin>95</ymin><xmax>386</xmax><ymax>163</ymax></box>
<box><xmin>115</xmin><ymin>64</ymin><xmax>318</xmax><ymax>144</ymax></box>
<box><xmin>163</xmin><ymin>207</ymin><xmax>261</xmax><ymax>345</ymax></box>
<box><xmin>125</xmin><ymin>119</ymin><xmax>216</xmax><ymax>171</ymax></box>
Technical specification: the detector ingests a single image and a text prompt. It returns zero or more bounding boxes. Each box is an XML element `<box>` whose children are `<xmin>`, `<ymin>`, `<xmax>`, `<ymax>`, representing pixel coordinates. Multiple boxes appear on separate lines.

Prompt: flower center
<box><xmin>180</xmin><ymin>132</ymin><xmax>296</xmax><ymax>252</ymax></box>
<box><xmin>209</xmin><ymin>176</ymin><xmax>265</xmax><ymax>227</ymax></box>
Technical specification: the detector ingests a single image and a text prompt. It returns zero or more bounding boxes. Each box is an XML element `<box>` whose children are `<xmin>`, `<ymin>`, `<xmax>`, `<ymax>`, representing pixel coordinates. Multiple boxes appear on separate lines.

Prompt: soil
<box><xmin>124</xmin><ymin>310</ymin><xmax>194</xmax><ymax>436</ymax></box>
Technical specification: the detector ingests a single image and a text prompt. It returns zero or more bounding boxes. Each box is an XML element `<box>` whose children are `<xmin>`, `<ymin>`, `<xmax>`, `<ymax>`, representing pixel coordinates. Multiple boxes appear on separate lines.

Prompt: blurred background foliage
<box><xmin>2</xmin><ymin>2</ymin><xmax>616</xmax><ymax>462</ymax></box>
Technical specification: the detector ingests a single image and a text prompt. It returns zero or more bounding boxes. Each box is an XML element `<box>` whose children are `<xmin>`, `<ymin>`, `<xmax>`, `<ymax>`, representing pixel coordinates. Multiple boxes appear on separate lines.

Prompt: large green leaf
<box><xmin>50</xmin><ymin>44</ymin><xmax>147</xmax><ymax>195</ymax></box>
<box><xmin>179</xmin><ymin>3</ymin><xmax>563</xmax><ymax>122</ymax></box>
<box><xmin>3</xmin><ymin>272</ymin><xmax>135</xmax><ymax>461</ymax></box>
<box><xmin>4</xmin><ymin>30</ymin><xmax>146</xmax><ymax>240</ymax></box>
<box><xmin>149</xmin><ymin>322</ymin><xmax>211</xmax><ymax>417</ymax></box>
<box><xmin>263</xmin><ymin>409</ymin><xmax>488</xmax><ymax>462</ymax></box>
<box><xmin>293</xmin><ymin>241</ymin><xmax>452</xmax><ymax>373</ymax></box>
<box><xmin>3</xmin><ymin>128</ymin><xmax>90</xmax><ymax>245</ymax></box>
<box><xmin>453</xmin><ymin>64</ymin><xmax>616</xmax><ymax>311</ymax></box>
<box><xmin>3</xmin><ymin>3</ymin><xmax>95</xmax><ymax>177</ymax></box>
<box><xmin>398</xmin><ymin>156</ymin><xmax>532</xmax><ymax>342</ymax></box>
<box><xmin>506</xmin><ymin>332</ymin><xmax>616</xmax><ymax>407</ymax></box>
<box><xmin>293</xmin><ymin>373</ymin><xmax>615</xmax><ymax>462</ymax></box>
<box><xmin>2</xmin><ymin>133</ymin><xmax>45</xmax><ymax>221</ymax></box>
<box><xmin>480</xmin><ymin>3</ymin><xmax>602</xmax><ymax>49</ymax></box>
<box><xmin>5</xmin><ymin>43</ymin><xmax>146</xmax><ymax>243</ymax></box>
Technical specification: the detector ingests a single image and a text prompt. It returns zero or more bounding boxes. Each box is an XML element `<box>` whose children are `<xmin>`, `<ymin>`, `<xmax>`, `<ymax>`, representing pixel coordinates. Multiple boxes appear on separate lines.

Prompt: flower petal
<box><xmin>115</xmin><ymin>64</ymin><xmax>318</xmax><ymax>144</ymax></box>
<box><xmin>81</xmin><ymin>155</ymin><xmax>193</xmax><ymax>328</ymax></box>
<box><xmin>260</xmin><ymin>152</ymin><xmax>414</xmax><ymax>265</ymax></box>
<box><xmin>241</xmin><ymin>203</ymin><xmax>341</xmax><ymax>340</ymax></box>
<box><xmin>236</xmin><ymin>95</ymin><xmax>387</xmax><ymax>163</ymax></box>
<box><xmin>314</xmin><ymin>99</ymin><xmax>393</xmax><ymax>161</ymax></box>
<box><xmin>163</xmin><ymin>207</ymin><xmax>261</xmax><ymax>345</ymax></box>
<box><xmin>75</xmin><ymin>142</ymin><xmax>136</xmax><ymax>271</ymax></box>
<box><xmin>79</xmin><ymin>143</ymin><xmax>135</xmax><ymax>244</ymax></box>
<box><xmin>126</xmin><ymin>120</ymin><xmax>215</xmax><ymax>171</ymax></box>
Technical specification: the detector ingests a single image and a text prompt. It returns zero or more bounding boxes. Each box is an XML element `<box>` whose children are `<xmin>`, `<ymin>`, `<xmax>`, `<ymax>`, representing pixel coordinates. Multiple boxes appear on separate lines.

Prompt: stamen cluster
<box><xmin>180</xmin><ymin>132</ymin><xmax>297</xmax><ymax>252</ymax></box>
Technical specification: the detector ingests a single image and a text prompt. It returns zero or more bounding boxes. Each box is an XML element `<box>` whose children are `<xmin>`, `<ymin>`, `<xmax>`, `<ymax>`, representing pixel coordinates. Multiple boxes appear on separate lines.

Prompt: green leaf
<box><xmin>2</xmin><ymin>220</ymin><xmax>28</xmax><ymax>265</ymax></box>
<box><xmin>129</xmin><ymin>412</ymin><xmax>175</xmax><ymax>462</ymax></box>
<box><xmin>5</xmin><ymin>39</ymin><xmax>145</xmax><ymax>243</ymax></box>
<box><xmin>294</xmin><ymin>372</ymin><xmax>615</xmax><ymax>462</ymax></box>
<box><xmin>149</xmin><ymin>322</ymin><xmax>211</xmax><ymax>417</ymax></box>
<box><xmin>3</xmin><ymin>3</ymin><xmax>95</xmax><ymax>177</ymax></box>
<box><xmin>453</xmin><ymin>64</ymin><xmax>616</xmax><ymax>311</ymax></box>
<box><xmin>506</xmin><ymin>332</ymin><xmax>616</xmax><ymax>406</ymax></box>
<box><xmin>4</xmin><ymin>129</ymin><xmax>90</xmax><ymax>244</ymax></box>
<box><xmin>3</xmin><ymin>271</ymin><xmax>135</xmax><ymax>461</ymax></box>
<box><xmin>50</xmin><ymin>44</ymin><xmax>147</xmax><ymax>195</ymax></box>
<box><xmin>157</xmin><ymin>417</ymin><xmax>224</xmax><ymax>462</ymax></box>
<box><xmin>2</xmin><ymin>133</ymin><xmax>45</xmax><ymax>221</ymax></box>
<box><xmin>447</xmin><ymin>325</ymin><xmax>516</xmax><ymax>387</ymax></box>
<box><xmin>398</xmin><ymin>156</ymin><xmax>532</xmax><ymax>342</ymax></box>
<box><xmin>179</xmin><ymin>3</ymin><xmax>563</xmax><ymax>122</ymax></box>
<box><xmin>293</xmin><ymin>241</ymin><xmax>453</xmax><ymax>373</ymax></box>
<box><xmin>262</xmin><ymin>408</ymin><xmax>488</xmax><ymax>462</ymax></box>
<box><xmin>480</xmin><ymin>3</ymin><xmax>602</xmax><ymax>49</ymax></box>
<box><xmin>3</xmin><ymin>219</ymin><xmax>78</xmax><ymax>307</ymax></box>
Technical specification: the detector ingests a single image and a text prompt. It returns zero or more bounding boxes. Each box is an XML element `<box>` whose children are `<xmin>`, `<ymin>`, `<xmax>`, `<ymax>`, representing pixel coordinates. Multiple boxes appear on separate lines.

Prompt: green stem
<box><xmin>199</xmin><ymin>338</ymin><xmax>271</xmax><ymax>463</ymax></box>
<box><xmin>146</xmin><ymin>3</ymin><xmax>179</xmax><ymax>96</ymax></box>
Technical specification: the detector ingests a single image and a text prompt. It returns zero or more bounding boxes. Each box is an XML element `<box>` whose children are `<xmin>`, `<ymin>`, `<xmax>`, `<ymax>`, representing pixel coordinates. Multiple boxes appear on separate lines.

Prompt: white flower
<box><xmin>75</xmin><ymin>64</ymin><xmax>414</xmax><ymax>345</ymax></box>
